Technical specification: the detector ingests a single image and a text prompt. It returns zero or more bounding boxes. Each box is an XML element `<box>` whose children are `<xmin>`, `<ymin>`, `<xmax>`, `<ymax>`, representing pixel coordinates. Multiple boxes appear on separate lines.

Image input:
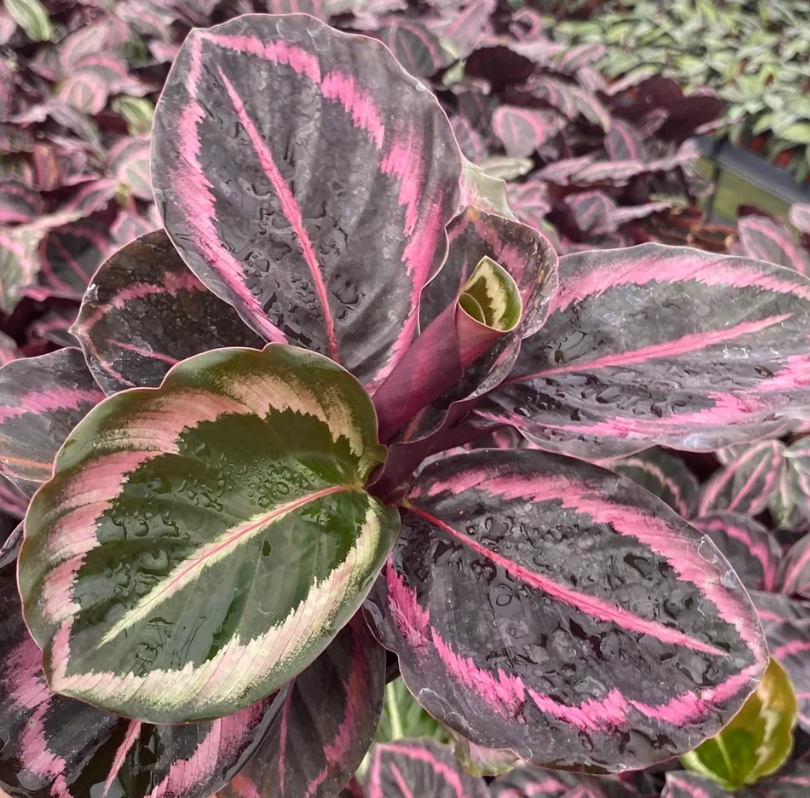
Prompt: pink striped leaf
<box><xmin>523</xmin><ymin>76</ymin><xmax>579</xmax><ymax>119</ymax></box>
<box><xmin>443</xmin><ymin>0</ymin><xmax>495</xmax><ymax>57</ymax></box>
<box><xmin>0</xmin><ymin>348</ymin><xmax>104</xmax><ymax>497</ymax></box>
<box><xmin>38</xmin><ymin>222</ymin><xmax>113</xmax><ymax>299</ymax></box>
<box><xmin>664</xmin><ymin>767</ymin><xmax>810</xmax><ymax>798</ymax></box>
<box><xmin>611</xmin><ymin>448</ymin><xmax>699</xmax><ymax>519</ymax></box>
<box><xmin>491</xmin><ymin>766</ymin><xmax>648</xmax><ymax>798</ymax></box>
<box><xmin>451</xmin><ymin>116</ymin><xmax>486</xmax><ymax>163</ymax></box>
<box><xmin>693</xmin><ymin>513</ymin><xmax>782</xmax><ymax>593</ymax></box>
<box><xmin>365</xmin><ymin>449</ymin><xmax>768</xmax><ymax>771</ymax></box>
<box><xmin>151</xmin><ymin>14</ymin><xmax>462</xmax><ymax>389</ymax></box>
<box><xmin>492</xmin><ymin>106</ymin><xmax>565</xmax><ymax>159</ymax></box>
<box><xmin>567</xmin><ymin>191</ymin><xmax>615</xmax><ymax>235</ymax></box>
<box><xmin>558</xmin><ymin>43</ymin><xmax>606</xmax><ymax>74</ymax></box>
<box><xmin>365</xmin><ymin>739</ymin><xmax>489</xmax><ymax>798</ymax></box>
<box><xmin>506</xmin><ymin>179</ymin><xmax>551</xmax><ymax>232</ymax></box>
<box><xmin>785</xmin><ymin>439</ymin><xmax>810</xmax><ymax>524</ymax></box>
<box><xmin>767</xmin><ymin>621</ymin><xmax>810</xmax><ymax>735</ymax></box>
<box><xmin>0</xmin><ymin>475</ymin><xmax>27</xmax><ymax>519</ymax></box>
<box><xmin>777</xmin><ymin>534</ymin><xmax>810</xmax><ymax>599</ymax></box>
<box><xmin>73</xmin><ymin>230</ymin><xmax>264</xmax><ymax>395</ymax></box>
<box><xmin>605</xmin><ymin>119</ymin><xmax>648</xmax><ymax>162</ymax></box>
<box><xmin>473</xmin><ymin>245</ymin><xmax>810</xmax><ymax>460</ymax></box>
<box><xmin>0</xmin><ymin>544</ymin><xmax>287</xmax><ymax>798</ymax></box>
<box><xmin>698</xmin><ymin>441</ymin><xmax>786</xmax><ymax>517</ymax></box>
<box><xmin>217</xmin><ymin>615</ymin><xmax>385</xmax><ymax>798</ymax></box>
<box><xmin>265</xmin><ymin>0</ymin><xmax>329</xmax><ymax>19</ymax></box>
<box><xmin>738</xmin><ymin>216</ymin><xmax>810</xmax><ymax>276</ymax></box>
<box><xmin>110</xmin><ymin>211</ymin><xmax>159</xmax><ymax>245</ymax></box>
<box><xmin>378</xmin><ymin>19</ymin><xmax>447</xmax><ymax>78</ymax></box>
<box><xmin>0</xmin><ymin>181</ymin><xmax>43</xmax><ymax>224</ymax></box>
<box><xmin>29</xmin><ymin>307</ymin><xmax>79</xmax><ymax>349</ymax></box>
<box><xmin>57</xmin><ymin>72</ymin><xmax>109</xmax><ymax>116</ymax></box>
<box><xmin>19</xmin><ymin>344</ymin><xmax>399</xmax><ymax>722</ymax></box>
<box><xmin>61</xmin><ymin>179</ymin><xmax>119</xmax><ymax>219</ymax></box>
<box><xmin>751</xmin><ymin>591</ymin><xmax>810</xmax><ymax>630</ymax></box>
<box><xmin>109</xmin><ymin>136</ymin><xmax>151</xmax><ymax>201</ymax></box>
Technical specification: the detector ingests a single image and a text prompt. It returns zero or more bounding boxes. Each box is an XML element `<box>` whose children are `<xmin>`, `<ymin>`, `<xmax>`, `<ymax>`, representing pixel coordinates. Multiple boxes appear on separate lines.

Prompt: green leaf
<box><xmin>461</xmin><ymin>257</ymin><xmax>522</xmax><ymax>332</ymax></box>
<box><xmin>478</xmin><ymin>156</ymin><xmax>534</xmax><ymax>181</ymax></box>
<box><xmin>680</xmin><ymin>658</ymin><xmax>798</xmax><ymax>790</ymax></box>
<box><xmin>460</xmin><ymin>159</ymin><xmax>517</xmax><ymax>220</ymax></box>
<box><xmin>19</xmin><ymin>344</ymin><xmax>400</xmax><ymax>723</ymax></box>
<box><xmin>782</xmin><ymin>123</ymin><xmax>810</xmax><ymax>144</ymax></box>
<box><xmin>5</xmin><ymin>0</ymin><xmax>51</xmax><ymax>41</ymax></box>
<box><xmin>111</xmin><ymin>96</ymin><xmax>154</xmax><ymax>136</ymax></box>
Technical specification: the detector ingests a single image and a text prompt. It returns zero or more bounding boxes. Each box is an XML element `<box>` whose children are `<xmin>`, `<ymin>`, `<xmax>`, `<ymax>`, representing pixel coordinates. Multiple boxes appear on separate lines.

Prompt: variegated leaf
<box><xmin>19</xmin><ymin>345</ymin><xmax>399</xmax><ymax>722</ymax></box>
<box><xmin>738</xmin><ymin>216</ymin><xmax>810</xmax><ymax>276</ymax></box>
<box><xmin>151</xmin><ymin>14</ymin><xmax>462</xmax><ymax>389</ymax></box>
<box><xmin>365</xmin><ymin>450</ymin><xmax>767</xmax><ymax>771</ymax></box>
<box><xmin>767</xmin><ymin>621</ymin><xmax>810</xmax><ymax>735</ymax></box>
<box><xmin>218</xmin><ymin>615</ymin><xmax>385</xmax><ymax>798</ymax></box>
<box><xmin>491</xmin><ymin>106</ymin><xmax>565</xmax><ymax>159</ymax></box>
<box><xmin>73</xmin><ymin>230</ymin><xmax>264</xmax><ymax>394</ymax></box>
<box><xmin>694</xmin><ymin>513</ymin><xmax>781</xmax><ymax>592</ymax></box>
<box><xmin>698</xmin><ymin>441</ymin><xmax>786</xmax><ymax>517</ymax></box>
<box><xmin>39</xmin><ymin>223</ymin><xmax>112</xmax><ymax>299</ymax></box>
<box><xmin>0</xmin><ymin>349</ymin><xmax>104</xmax><ymax>497</ymax></box>
<box><xmin>474</xmin><ymin>245</ymin><xmax>810</xmax><ymax>459</ymax></box>
<box><xmin>791</xmin><ymin>204</ymin><xmax>810</xmax><ymax>236</ymax></box>
<box><xmin>491</xmin><ymin>765</ymin><xmax>646</xmax><ymax>798</ymax></box>
<box><xmin>0</xmin><ymin>542</ymin><xmax>286</xmax><ymax>798</ymax></box>
<box><xmin>378</xmin><ymin>19</ymin><xmax>447</xmax><ymax>78</ymax></box>
<box><xmin>365</xmin><ymin>739</ymin><xmax>489</xmax><ymax>798</ymax></box>
<box><xmin>751</xmin><ymin>591</ymin><xmax>810</xmax><ymax>630</ymax></box>
<box><xmin>777</xmin><ymin>534</ymin><xmax>810</xmax><ymax>599</ymax></box>
<box><xmin>610</xmin><ymin>448</ymin><xmax>699</xmax><ymax>519</ymax></box>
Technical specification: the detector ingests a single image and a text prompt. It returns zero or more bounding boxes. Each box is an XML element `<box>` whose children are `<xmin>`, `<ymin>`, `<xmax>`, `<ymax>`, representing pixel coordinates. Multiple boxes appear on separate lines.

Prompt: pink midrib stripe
<box><xmin>104</xmin><ymin>721</ymin><xmax>142</xmax><ymax>796</ymax></box>
<box><xmin>699</xmin><ymin>519</ymin><xmax>775</xmax><ymax>589</ymax></box>
<box><xmin>772</xmin><ymin>638</ymin><xmax>810</xmax><ymax>660</ymax></box>
<box><xmin>622</xmin><ymin>458</ymin><xmax>689</xmax><ymax>517</ymax></box>
<box><xmin>381</xmin><ymin>744</ymin><xmax>468</xmax><ymax>798</ymax></box>
<box><xmin>727</xmin><ymin>449</ymin><xmax>778</xmax><ymax>513</ymax></box>
<box><xmin>127</xmin><ymin>484</ymin><xmax>354</xmax><ymax>618</ymax></box>
<box><xmin>390</xmin><ymin>763</ymin><xmax>416</xmax><ymax>798</ymax></box>
<box><xmin>50</xmin><ymin>236</ymin><xmax>90</xmax><ymax>285</ymax></box>
<box><xmin>742</xmin><ymin>218</ymin><xmax>808</xmax><ymax>270</ymax></box>
<box><xmin>407</xmin><ymin>504</ymin><xmax>726</xmax><ymax>656</ymax></box>
<box><xmin>216</xmin><ymin>67</ymin><xmax>339</xmax><ymax>364</ymax></box>
<box><xmin>509</xmin><ymin>314</ymin><xmax>791</xmax><ymax>382</ymax></box>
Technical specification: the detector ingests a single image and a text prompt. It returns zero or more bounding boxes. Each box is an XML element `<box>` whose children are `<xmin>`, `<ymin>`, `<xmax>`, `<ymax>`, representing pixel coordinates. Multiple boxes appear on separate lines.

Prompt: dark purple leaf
<box><xmin>567</xmin><ymin>191</ymin><xmax>615</xmax><ymax>234</ymax></box>
<box><xmin>492</xmin><ymin>106</ymin><xmax>565</xmax><ymax>158</ymax></box>
<box><xmin>217</xmin><ymin>616</ymin><xmax>385</xmax><ymax>798</ymax></box>
<box><xmin>61</xmin><ymin>179</ymin><xmax>119</xmax><ymax>218</ymax></box>
<box><xmin>378</xmin><ymin>19</ymin><xmax>446</xmax><ymax>78</ymax></box>
<box><xmin>365</xmin><ymin>739</ymin><xmax>489</xmax><ymax>798</ymax></box>
<box><xmin>0</xmin><ymin>541</ymin><xmax>286</xmax><ymax>798</ymax></box>
<box><xmin>751</xmin><ymin>591</ymin><xmax>810</xmax><ymax>629</ymax></box>
<box><xmin>523</xmin><ymin>75</ymin><xmax>579</xmax><ymax>119</ymax></box>
<box><xmin>492</xmin><ymin>765</ymin><xmax>646</xmax><ymax>798</ymax></box>
<box><xmin>39</xmin><ymin>223</ymin><xmax>112</xmax><ymax>299</ymax></box>
<box><xmin>73</xmin><ymin>230</ymin><xmax>265</xmax><ymax>395</ymax></box>
<box><xmin>664</xmin><ymin>766</ymin><xmax>810</xmax><ymax>798</ymax></box>
<box><xmin>365</xmin><ymin>449</ymin><xmax>767</xmax><ymax>771</ymax></box>
<box><xmin>698</xmin><ymin>440</ymin><xmax>786</xmax><ymax>516</ymax></box>
<box><xmin>474</xmin><ymin>245</ymin><xmax>810</xmax><ymax>459</ymax></box>
<box><xmin>151</xmin><ymin>13</ymin><xmax>462</xmax><ymax>389</ymax></box>
<box><xmin>0</xmin><ymin>475</ymin><xmax>27</xmax><ymax>519</ymax></box>
<box><xmin>0</xmin><ymin>181</ymin><xmax>42</xmax><ymax>223</ymax></box>
<box><xmin>767</xmin><ymin>621</ymin><xmax>810</xmax><ymax>734</ymax></box>
<box><xmin>606</xmin><ymin>119</ymin><xmax>648</xmax><ymax>162</ymax></box>
<box><xmin>738</xmin><ymin>216</ymin><xmax>810</xmax><ymax>276</ymax></box>
<box><xmin>536</xmin><ymin>154</ymin><xmax>596</xmax><ymax>184</ymax></box>
<box><xmin>506</xmin><ymin>179</ymin><xmax>551</xmax><ymax>231</ymax></box>
<box><xmin>29</xmin><ymin>308</ymin><xmax>80</xmax><ymax>349</ymax></box>
<box><xmin>777</xmin><ymin>534</ymin><xmax>810</xmax><ymax>599</ymax></box>
<box><xmin>611</xmin><ymin>448</ymin><xmax>699</xmax><ymax>519</ymax></box>
<box><xmin>264</xmin><ymin>0</ymin><xmax>329</xmax><ymax>19</ymax></box>
<box><xmin>693</xmin><ymin>513</ymin><xmax>782</xmax><ymax>592</ymax></box>
<box><xmin>0</xmin><ymin>348</ymin><xmax>104</xmax><ymax>497</ymax></box>
<box><xmin>450</xmin><ymin>116</ymin><xmax>486</xmax><ymax>163</ymax></box>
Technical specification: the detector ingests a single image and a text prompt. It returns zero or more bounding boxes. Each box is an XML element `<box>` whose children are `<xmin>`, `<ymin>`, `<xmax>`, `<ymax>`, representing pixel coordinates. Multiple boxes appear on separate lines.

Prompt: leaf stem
<box><xmin>386</xmin><ymin>681</ymin><xmax>404</xmax><ymax>740</ymax></box>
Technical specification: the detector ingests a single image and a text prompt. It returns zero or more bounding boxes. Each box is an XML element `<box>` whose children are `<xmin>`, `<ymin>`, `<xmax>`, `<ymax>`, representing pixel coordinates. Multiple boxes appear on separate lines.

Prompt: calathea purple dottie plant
<box><xmin>3</xmin><ymin>11</ymin><xmax>810</xmax><ymax>798</ymax></box>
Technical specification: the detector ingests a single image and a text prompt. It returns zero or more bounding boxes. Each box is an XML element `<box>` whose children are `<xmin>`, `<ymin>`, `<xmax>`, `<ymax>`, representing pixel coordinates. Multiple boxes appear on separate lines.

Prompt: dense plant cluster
<box><xmin>2</xmin><ymin>10</ymin><xmax>810</xmax><ymax>798</ymax></box>
<box><xmin>548</xmin><ymin>0</ymin><xmax>810</xmax><ymax>181</ymax></box>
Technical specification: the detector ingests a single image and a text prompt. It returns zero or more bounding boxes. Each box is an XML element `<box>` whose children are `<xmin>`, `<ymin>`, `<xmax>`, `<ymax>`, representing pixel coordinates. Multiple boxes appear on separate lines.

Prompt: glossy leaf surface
<box><xmin>0</xmin><ymin>349</ymin><xmax>103</xmax><ymax>497</ymax></box>
<box><xmin>680</xmin><ymin>658</ymin><xmax>797</xmax><ymax>790</ymax></box>
<box><xmin>20</xmin><ymin>345</ymin><xmax>399</xmax><ymax>722</ymax></box>
<box><xmin>475</xmin><ymin>245</ymin><xmax>810</xmax><ymax>459</ymax></box>
<box><xmin>151</xmin><ymin>13</ymin><xmax>462</xmax><ymax>388</ymax></box>
<box><xmin>0</xmin><ymin>541</ymin><xmax>286</xmax><ymax>798</ymax></box>
<box><xmin>218</xmin><ymin>615</ymin><xmax>385</xmax><ymax>798</ymax></box>
<box><xmin>366</xmin><ymin>449</ymin><xmax>768</xmax><ymax>772</ymax></box>
<box><xmin>73</xmin><ymin>230</ymin><xmax>264</xmax><ymax>395</ymax></box>
<box><xmin>365</xmin><ymin>739</ymin><xmax>489</xmax><ymax>798</ymax></box>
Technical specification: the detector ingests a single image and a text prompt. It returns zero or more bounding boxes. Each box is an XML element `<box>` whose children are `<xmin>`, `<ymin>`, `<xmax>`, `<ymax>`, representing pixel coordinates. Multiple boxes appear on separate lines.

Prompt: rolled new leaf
<box><xmin>373</xmin><ymin>254</ymin><xmax>523</xmax><ymax>443</ymax></box>
<box><xmin>0</xmin><ymin>542</ymin><xmax>286</xmax><ymax>798</ymax></box>
<box><xmin>698</xmin><ymin>441</ymin><xmax>785</xmax><ymax>517</ymax></box>
<box><xmin>365</xmin><ymin>739</ymin><xmax>489</xmax><ymax>798</ymax></box>
<box><xmin>365</xmin><ymin>449</ymin><xmax>768</xmax><ymax>772</ymax></box>
<box><xmin>218</xmin><ymin>615</ymin><xmax>385</xmax><ymax>798</ymax></box>
<box><xmin>73</xmin><ymin>230</ymin><xmax>264</xmax><ymax>394</ymax></box>
<box><xmin>610</xmin><ymin>448</ymin><xmax>699</xmax><ymax>519</ymax></box>
<box><xmin>475</xmin><ymin>245</ymin><xmax>810</xmax><ymax>459</ymax></box>
<box><xmin>19</xmin><ymin>344</ymin><xmax>399</xmax><ymax>722</ymax></box>
<box><xmin>0</xmin><ymin>348</ymin><xmax>104</xmax><ymax>497</ymax></box>
<box><xmin>151</xmin><ymin>13</ymin><xmax>462</xmax><ymax>389</ymax></box>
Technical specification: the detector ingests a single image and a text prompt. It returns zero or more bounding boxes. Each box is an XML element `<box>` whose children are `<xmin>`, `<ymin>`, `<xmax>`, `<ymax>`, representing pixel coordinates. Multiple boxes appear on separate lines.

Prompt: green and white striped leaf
<box><xmin>19</xmin><ymin>344</ymin><xmax>399</xmax><ymax>723</ymax></box>
<box><xmin>5</xmin><ymin>0</ymin><xmax>51</xmax><ymax>41</ymax></box>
